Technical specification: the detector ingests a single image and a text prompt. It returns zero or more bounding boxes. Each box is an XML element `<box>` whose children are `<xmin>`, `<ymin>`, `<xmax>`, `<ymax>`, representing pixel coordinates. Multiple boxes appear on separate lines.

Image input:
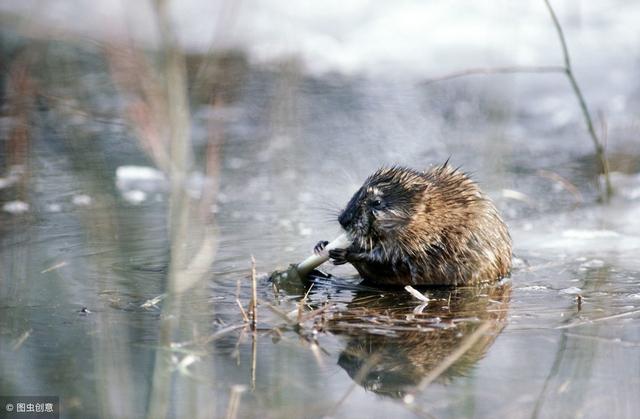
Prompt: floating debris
<box><xmin>41</xmin><ymin>261</ymin><xmax>67</xmax><ymax>273</ymax></box>
<box><xmin>78</xmin><ymin>306</ymin><xmax>91</xmax><ymax>314</ymax></box>
<box><xmin>141</xmin><ymin>294</ymin><xmax>166</xmax><ymax>309</ymax></box>
<box><xmin>11</xmin><ymin>329</ymin><xmax>32</xmax><ymax>351</ymax></box>
<box><xmin>404</xmin><ymin>285</ymin><xmax>430</xmax><ymax>302</ymax></box>
<box><xmin>2</xmin><ymin>200</ymin><xmax>29</xmax><ymax>214</ymax></box>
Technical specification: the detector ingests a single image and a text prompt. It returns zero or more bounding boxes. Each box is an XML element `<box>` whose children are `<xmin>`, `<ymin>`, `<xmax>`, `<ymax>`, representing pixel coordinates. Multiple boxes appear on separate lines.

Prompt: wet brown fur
<box><xmin>330</xmin><ymin>163</ymin><xmax>512</xmax><ymax>286</ymax></box>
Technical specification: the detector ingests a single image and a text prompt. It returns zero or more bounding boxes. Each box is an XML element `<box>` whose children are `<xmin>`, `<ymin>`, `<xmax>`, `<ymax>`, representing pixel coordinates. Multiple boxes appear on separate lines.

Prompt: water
<box><xmin>2</xmin><ymin>2</ymin><xmax>640</xmax><ymax>418</ymax></box>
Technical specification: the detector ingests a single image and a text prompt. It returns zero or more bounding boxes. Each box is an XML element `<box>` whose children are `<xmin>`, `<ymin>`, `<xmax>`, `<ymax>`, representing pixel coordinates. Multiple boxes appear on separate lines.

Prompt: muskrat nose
<box><xmin>338</xmin><ymin>210</ymin><xmax>353</xmax><ymax>229</ymax></box>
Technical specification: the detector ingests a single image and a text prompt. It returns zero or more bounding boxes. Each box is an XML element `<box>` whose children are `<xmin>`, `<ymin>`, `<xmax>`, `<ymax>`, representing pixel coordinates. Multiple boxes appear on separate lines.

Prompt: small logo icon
<box><xmin>5</xmin><ymin>403</ymin><xmax>14</xmax><ymax>412</ymax></box>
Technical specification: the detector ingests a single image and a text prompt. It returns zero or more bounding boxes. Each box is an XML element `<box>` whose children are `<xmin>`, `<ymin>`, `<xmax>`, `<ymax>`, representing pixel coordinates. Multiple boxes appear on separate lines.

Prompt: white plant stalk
<box><xmin>295</xmin><ymin>233</ymin><xmax>352</xmax><ymax>278</ymax></box>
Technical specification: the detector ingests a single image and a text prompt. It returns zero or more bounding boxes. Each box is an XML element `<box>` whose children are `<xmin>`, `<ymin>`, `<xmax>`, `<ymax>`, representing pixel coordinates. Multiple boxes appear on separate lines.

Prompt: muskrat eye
<box><xmin>371</xmin><ymin>199</ymin><xmax>383</xmax><ymax>209</ymax></box>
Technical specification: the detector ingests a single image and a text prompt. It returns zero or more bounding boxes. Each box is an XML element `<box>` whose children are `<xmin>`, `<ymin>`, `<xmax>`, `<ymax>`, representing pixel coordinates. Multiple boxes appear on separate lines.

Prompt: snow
<box><xmin>2</xmin><ymin>1</ymin><xmax>640</xmax><ymax>77</ymax></box>
<box><xmin>115</xmin><ymin>166</ymin><xmax>166</xmax><ymax>193</ymax></box>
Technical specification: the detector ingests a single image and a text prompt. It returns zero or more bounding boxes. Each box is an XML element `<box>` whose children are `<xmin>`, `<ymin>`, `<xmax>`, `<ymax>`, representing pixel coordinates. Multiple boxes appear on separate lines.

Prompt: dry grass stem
<box><xmin>300</xmin><ymin>303</ymin><xmax>335</xmax><ymax>324</ymax></box>
<box><xmin>224</xmin><ymin>385</ymin><xmax>247</xmax><ymax>419</ymax></box>
<box><xmin>236</xmin><ymin>300</ymin><xmax>250</xmax><ymax>323</ymax></box>
<box><xmin>251</xmin><ymin>331</ymin><xmax>257</xmax><ymax>391</ymax></box>
<box><xmin>40</xmin><ymin>261</ymin><xmax>67</xmax><ymax>274</ymax></box>
<box><xmin>250</xmin><ymin>256</ymin><xmax>258</xmax><ymax>330</ymax></box>
<box><xmin>6</xmin><ymin>50</ymin><xmax>35</xmax><ymax>187</ymax></box>
<box><xmin>297</xmin><ymin>283</ymin><xmax>315</xmax><ymax>323</ymax></box>
<box><xmin>537</xmin><ymin>170</ymin><xmax>583</xmax><ymax>206</ymax></box>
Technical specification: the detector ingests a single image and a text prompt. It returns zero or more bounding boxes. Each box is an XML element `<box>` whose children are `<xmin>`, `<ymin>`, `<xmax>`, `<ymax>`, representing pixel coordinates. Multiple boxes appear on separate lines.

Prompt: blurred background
<box><xmin>1</xmin><ymin>1</ymin><xmax>639</xmax><ymax>418</ymax></box>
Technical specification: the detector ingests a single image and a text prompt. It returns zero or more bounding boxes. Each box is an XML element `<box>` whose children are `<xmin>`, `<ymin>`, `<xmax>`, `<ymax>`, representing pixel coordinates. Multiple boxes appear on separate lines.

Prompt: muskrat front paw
<box><xmin>314</xmin><ymin>240</ymin><xmax>330</xmax><ymax>255</ymax></box>
<box><xmin>329</xmin><ymin>248</ymin><xmax>349</xmax><ymax>265</ymax></box>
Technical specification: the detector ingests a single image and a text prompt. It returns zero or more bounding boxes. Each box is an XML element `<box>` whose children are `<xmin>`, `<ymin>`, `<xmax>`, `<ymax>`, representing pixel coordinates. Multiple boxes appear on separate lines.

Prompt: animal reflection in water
<box><xmin>324</xmin><ymin>282</ymin><xmax>511</xmax><ymax>398</ymax></box>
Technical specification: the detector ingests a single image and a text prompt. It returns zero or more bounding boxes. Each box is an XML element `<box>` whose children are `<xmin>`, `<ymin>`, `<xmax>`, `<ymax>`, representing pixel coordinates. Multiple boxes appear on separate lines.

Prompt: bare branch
<box><xmin>422</xmin><ymin>65</ymin><xmax>565</xmax><ymax>85</ymax></box>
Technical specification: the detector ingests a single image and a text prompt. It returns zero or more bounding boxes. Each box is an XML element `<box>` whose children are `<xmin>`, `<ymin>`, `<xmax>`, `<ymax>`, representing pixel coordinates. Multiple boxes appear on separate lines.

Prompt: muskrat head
<box><xmin>338</xmin><ymin>167</ymin><xmax>427</xmax><ymax>249</ymax></box>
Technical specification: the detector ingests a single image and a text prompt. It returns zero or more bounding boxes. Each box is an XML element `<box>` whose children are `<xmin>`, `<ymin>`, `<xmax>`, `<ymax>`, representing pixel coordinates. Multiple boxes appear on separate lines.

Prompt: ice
<box><xmin>115</xmin><ymin>166</ymin><xmax>166</xmax><ymax>193</ymax></box>
<box><xmin>122</xmin><ymin>190</ymin><xmax>147</xmax><ymax>205</ymax></box>
<box><xmin>562</xmin><ymin>230</ymin><xmax>620</xmax><ymax>239</ymax></box>
<box><xmin>559</xmin><ymin>287</ymin><xmax>582</xmax><ymax>295</ymax></box>
<box><xmin>2</xmin><ymin>200</ymin><xmax>29</xmax><ymax>214</ymax></box>
<box><xmin>115</xmin><ymin>166</ymin><xmax>211</xmax><ymax>201</ymax></box>
<box><xmin>116</xmin><ymin>166</ymin><xmax>165</xmax><ymax>182</ymax></box>
<box><xmin>46</xmin><ymin>203</ymin><xmax>62</xmax><ymax>212</ymax></box>
<box><xmin>519</xmin><ymin>285</ymin><xmax>548</xmax><ymax>291</ymax></box>
<box><xmin>580</xmin><ymin>259</ymin><xmax>605</xmax><ymax>268</ymax></box>
<box><xmin>72</xmin><ymin>194</ymin><xmax>92</xmax><ymax>206</ymax></box>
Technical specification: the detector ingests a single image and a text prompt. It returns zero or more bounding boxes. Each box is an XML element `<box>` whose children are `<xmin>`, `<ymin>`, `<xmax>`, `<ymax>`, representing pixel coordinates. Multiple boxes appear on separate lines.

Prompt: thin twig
<box><xmin>40</xmin><ymin>261</ymin><xmax>67</xmax><ymax>274</ymax></box>
<box><xmin>11</xmin><ymin>329</ymin><xmax>32</xmax><ymax>351</ymax></box>
<box><xmin>262</xmin><ymin>301</ymin><xmax>297</xmax><ymax>325</ymax></box>
<box><xmin>412</xmin><ymin>321</ymin><xmax>493</xmax><ymax>393</ymax></box>
<box><xmin>300</xmin><ymin>303</ymin><xmax>335</xmax><ymax>324</ymax></box>
<box><xmin>420</xmin><ymin>2</ymin><xmax>613</xmax><ymax>202</ymax></box>
<box><xmin>555</xmin><ymin>308</ymin><xmax>640</xmax><ymax>330</ymax></box>
<box><xmin>236</xmin><ymin>299</ymin><xmax>249</xmax><ymax>323</ymax></box>
<box><xmin>543</xmin><ymin>0</ymin><xmax>612</xmax><ymax>201</ymax></box>
<box><xmin>201</xmin><ymin>323</ymin><xmax>248</xmax><ymax>345</ymax></box>
<box><xmin>250</xmin><ymin>255</ymin><xmax>258</xmax><ymax>330</ymax></box>
<box><xmin>422</xmin><ymin>65</ymin><xmax>565</xmax><ymax>85</ymax></box>
<box><xmin>250</xmin><ymin>330</ymin><xmax>257</xmax><ymax>391</ymax></box>
<box><xmin>224</xmin><ymin>385</ymin><xmax>247</xmax><ymax>419</ymax></box>
<box><xmin>236</xmin><ymin>278</ymin><xmax>249</xmax><ymax>323</ymax></box>
<box><xmin>297</xmin><ymin>283</ymin><xmax>315</xmax><ymax>324</ymax></box>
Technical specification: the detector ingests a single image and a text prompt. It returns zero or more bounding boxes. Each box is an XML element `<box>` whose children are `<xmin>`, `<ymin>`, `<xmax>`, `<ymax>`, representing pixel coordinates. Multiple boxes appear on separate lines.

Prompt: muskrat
<box><xmin>315</xmin><ymin>163</ymin><xmax>512</xmax><ymax>286</ymax></box>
